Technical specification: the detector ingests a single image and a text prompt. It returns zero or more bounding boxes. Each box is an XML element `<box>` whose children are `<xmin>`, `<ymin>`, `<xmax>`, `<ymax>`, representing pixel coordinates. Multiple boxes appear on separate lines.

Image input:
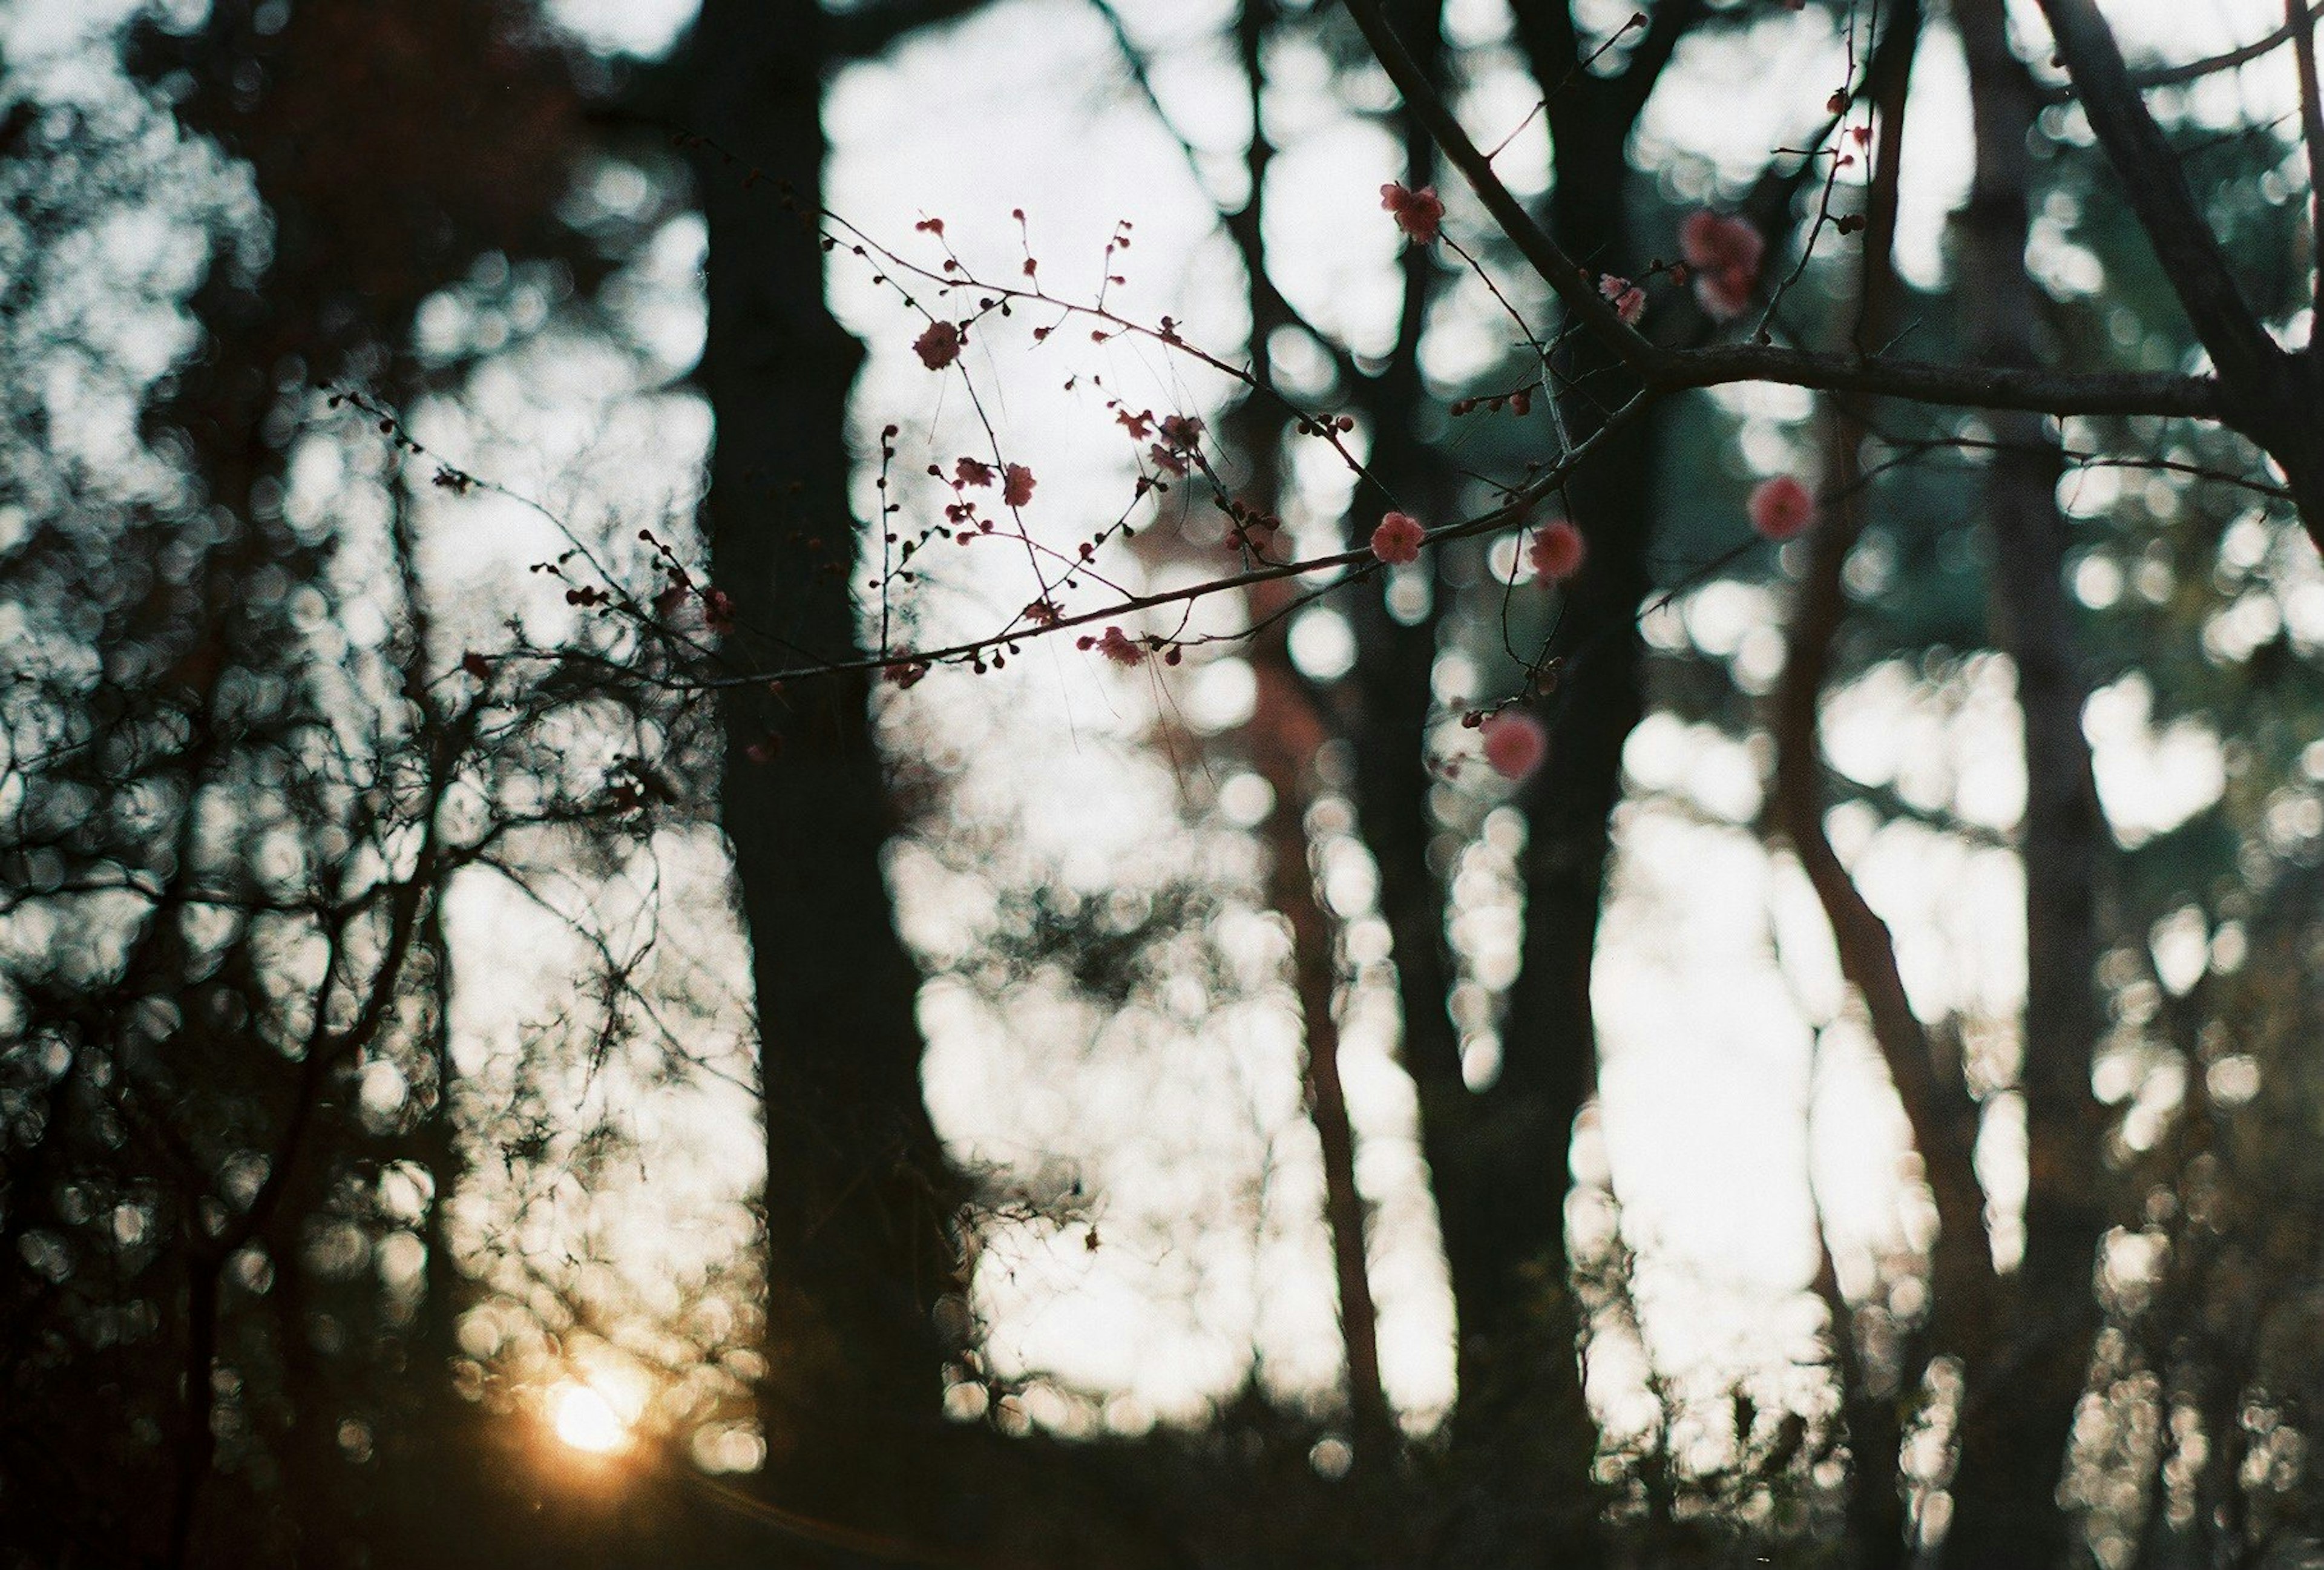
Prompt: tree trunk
<box><xmin>1946</xmin><ymin>4</ymin><xmax>2111</xmax><ymax>1563</ymax></box>
<box><xmin>688</xmin><ymin>0</ymin><xmax>961</xmax><ymax>1532</ymax></box>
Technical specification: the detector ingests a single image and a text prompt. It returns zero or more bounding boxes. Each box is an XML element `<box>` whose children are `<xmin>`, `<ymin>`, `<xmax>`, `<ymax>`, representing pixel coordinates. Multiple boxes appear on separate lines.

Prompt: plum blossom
<box><xmin>1380</xmin><ymin>181</ymin><xmax>1445</xmax><ymax>245</ymax></box>
<box><xmin>1480</xmin><ymin>712</ymin><xmax>1548</xmax><ymax>783</ymax></box>
<box><xmin>1679</xmin><ymin>211</ymin><xmax>1764</xmax><ymax>321</ymax></box>
<box><xmin>1094</xmin><ymin>626</ymin><xmax>1145</xmax><ymax>666</ymax></box>
<box><xmin>1748</xmin><ymin>475</ymin><xmax>1816</xmax><ymax>541</ymax></box>
<box><xmin>1598</xmin><ymin>274</ymin><xmax>1646</xmax><ymax>326</ymax></box>
<box><xmin>1370</xmin><ymin>510</ymin><xmax>1425</xmax><ymax>565</ymax></box>
<box><xmin>914</xmin><ymin>320</ymin><xmax>961</xmax><ymax>370</ymax></box>
<box><xmin>1003</xmin><ymin>464</ymin><xmax>1036</xmax><ymax>507</ymax></box>
<box><xmin>1529</xmin><ymin>519</ymin><xmax>1587</xmax><ymax>582</ymax></box>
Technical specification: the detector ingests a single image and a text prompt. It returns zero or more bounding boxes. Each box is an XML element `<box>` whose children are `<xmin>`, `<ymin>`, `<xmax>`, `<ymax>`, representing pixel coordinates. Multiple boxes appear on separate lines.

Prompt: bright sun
<box><xmin>550</xmin><ymin>1382</ymin><xmax>629</xmax><ymax>1454</ymax></box>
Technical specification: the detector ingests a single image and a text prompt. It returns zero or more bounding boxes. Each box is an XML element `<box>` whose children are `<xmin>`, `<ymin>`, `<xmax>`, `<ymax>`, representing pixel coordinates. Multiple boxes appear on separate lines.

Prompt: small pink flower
<box><xmin>954</xmin><ymin>457</ymin><xmax>994</xmax><ymax>488</ymax></box>
<box><xmin>1370</xmin><ymin>510</ymin><xmax>1425</xmax><ymax>565</ymax></box>
<box><xmin>1748</xmin><ymin>475</ymin><xmax>1816</xmax><ymax>541</ymax></box>
<box><xmin>1480</xmin><ymin>711</ymin><xmax>1548</xmax><ymax>783</ymax></box>
<box><xmin>1679</xmin><ymin>211</ymin><xmax>1764</xmax><ymax>322</ymax></box>
<box><xmin>1529</xmin><ymin>519</ymin><xmax>1587</xmax><ymax>582</ymax></box>
<box><xmin>1003</xmin><ymin>464</ymin><xmax>1036</xmax><ymax>507</ymax></box>
<box><xmin>914</xmin><ymin>320</ymin><xmax>962</xmax><ymax>370</ymax></box>
<box><xmin>1380</xmin><ymin>182</ymin><xmax>1445</xmax><ymax>245</ymax></box>
<box><xmin>1598</xmin><ymin>274</ymin><xmax>1646</xmax><ymax>326</ymax></box>
<box><xmin>1094</xmin><ymin>626</ymin><xmax>1145</xmax><ymax>666</ymax></box>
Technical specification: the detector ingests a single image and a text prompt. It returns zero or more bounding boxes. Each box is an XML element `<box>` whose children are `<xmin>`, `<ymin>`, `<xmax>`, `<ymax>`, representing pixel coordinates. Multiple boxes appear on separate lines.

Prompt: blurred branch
<box><xmin>2039</xmin><ymin>3</ymin><xmax>2324</xmax><ymax>102</ymax></box>
<box><xmin>2291</xmin><ymin>0</ymin><xmax>2324</xmax><ymax>323</ymax></box>
<box><xmin>1345</xmin><ymin>0</ymin><xmax>2231</xmax><ymax>422</ymax></box>
<box><xmin>2032</xmin><ymin>0</ymin><xmax>2284</xmax><ymax>398</ymax></box>
<box><xmin>1764</xmin><ymin>30</ymin><xmax>1988</xmax><ymax>1557</ymax></box>
<box><xmin>826</xmin><ymin>0</ymin><xmax>991</xmax><ymax>60</ymax></box>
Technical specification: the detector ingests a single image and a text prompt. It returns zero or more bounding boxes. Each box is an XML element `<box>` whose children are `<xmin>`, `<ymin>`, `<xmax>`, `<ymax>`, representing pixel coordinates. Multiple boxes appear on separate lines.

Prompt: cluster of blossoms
<box><xmin>1077</xmin><ymin>625</ymin><xmax>1182</xmax><ymax>668</ymax></box>
<box><xmin>1370</xmin><ymin>512</ymin><xmax>1590</xmax><ymax>585</ymax></box>
<box><xmin>941</xmin><ymin>454</ymin><xmax>1037</xmax><ymax>515</ymax></box>
<box><xmin>1678</xmin><ymin>210</ymin><xmax>1765</xmax><ymax>321</ymax></box>
<box><xmin>1120</xmin><ymin>407</ymin><xmax>1205</xmax><ymax>478</ymax></box>
<box><xmin>1598</xmin><ymin>274</ymin><xmax>1647</xmax><ymax>326</ymax></box>
<box><xmin>875</xmin><ymin>191</ymin><xmax>1815</xmax><ymax>799</ymax></box>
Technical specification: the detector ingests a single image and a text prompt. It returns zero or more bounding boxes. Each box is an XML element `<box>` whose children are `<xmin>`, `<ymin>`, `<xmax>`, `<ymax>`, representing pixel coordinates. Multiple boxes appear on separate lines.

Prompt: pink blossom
<box><xmin>914</xmin><ymin>320</ymin><xmax>962</xmax><ymax>370</ymax></box>
<box><xmin>1529</xmin><ymin>519</ymin><xmax>1587</xmax><ymax>583</ymax></box>
<box><xmin>1480</xmin><ymin>712</ymin><xmax>1549</xmax><ymax>783</ymax></box>
<box><xmin>1094</xmin><ymin>626</ymin><xmax>1146</xmax><ymax>666</ymax></box>
<box><xmin>954</xmin><ymin>457</ymin><xmax>994</xmax><ymax>488</ymax></box>
<box><xmin>1679</xmin><ymin>211</ymin><xmax>1764</xmax><ymax>322</ymax></box>
<box><xmin>1748</xmin><ymin>475</ymin><xmax>1816</xmax><ymax>541</ymax></box>
<box><xmin>1370</xmin><ymin>510</ymin><xmax>1425</xmax><ymax>565</ymax></box>
<box><xmin>1380</xmin><ymin>182</ymin><xmax>1445</xmax><ymax>245</ymax></box>
<box><xmin>1003</xmin><ymin>464</ymin><xmax>1036</xmax><ymax>508</ymax></box>
<box><xmin>1598</xmin><ymin>274</ymin><xmax>1646</xmax><ymax>326</ymax></box>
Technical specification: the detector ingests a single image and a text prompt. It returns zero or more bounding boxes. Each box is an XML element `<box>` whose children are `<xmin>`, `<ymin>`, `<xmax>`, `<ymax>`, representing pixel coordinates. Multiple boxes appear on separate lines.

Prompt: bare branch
<box><xmin>2034</xmin><ymin>0</ymin><xmax>2286</xmax><ymax>395</ymax></box>
<box><xmin>1348</xmin><ymin>0</ymin><xmax>2231</xmax><ymax>425</ymax></box>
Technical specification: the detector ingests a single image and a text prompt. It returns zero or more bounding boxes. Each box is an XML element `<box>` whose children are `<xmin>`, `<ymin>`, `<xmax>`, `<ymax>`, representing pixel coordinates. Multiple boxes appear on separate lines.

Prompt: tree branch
<box><xmin>1347</xmin><ymin>0</ymin><xmax>2232</xmax><ymax>425</ymax></box>
<box><xmin>2034</xmin><ymin>0</ymin><xmax>2286</xmax><ymax>396</ymax></box>
<box><xmin>826</xmin><ymin>0</ymin><xmax>990</xmax><ymax>59</ymax></box>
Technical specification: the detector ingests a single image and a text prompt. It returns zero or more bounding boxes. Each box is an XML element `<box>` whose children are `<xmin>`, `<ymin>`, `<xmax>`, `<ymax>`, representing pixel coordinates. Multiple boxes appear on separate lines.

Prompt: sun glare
<box><xmin>550</xmin><ymin>1382</ymin><xmax>630</xmax><ymax>1454</ymax></box>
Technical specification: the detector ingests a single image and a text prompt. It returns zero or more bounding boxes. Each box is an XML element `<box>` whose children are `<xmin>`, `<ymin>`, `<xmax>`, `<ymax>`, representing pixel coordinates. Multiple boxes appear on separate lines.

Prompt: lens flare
<box><xmin>550</xmin><ymin>1382</ymin><xmax>629</xmax><ymax>1454</ymax></box>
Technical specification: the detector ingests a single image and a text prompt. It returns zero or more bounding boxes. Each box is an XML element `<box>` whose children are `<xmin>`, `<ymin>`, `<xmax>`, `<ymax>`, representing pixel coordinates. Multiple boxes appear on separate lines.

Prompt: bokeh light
<box><xmin>550</xmin><ymin>1383</ymin><xmax>630</xmax><ymax>1455</ymax></box>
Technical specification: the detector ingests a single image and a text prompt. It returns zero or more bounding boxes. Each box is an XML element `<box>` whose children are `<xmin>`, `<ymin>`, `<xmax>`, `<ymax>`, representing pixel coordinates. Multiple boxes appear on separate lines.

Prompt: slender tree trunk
<box><xmin>688</xmin><ymin>0</ymin><xmax>961</xmax><ymax>1532</ymax></box>
<box><xmin>1946</xmin><ymin>5</ymin><xmax>2111</xmax><ymax>1564</ymax></box>
<box><xmin>1255</xmin><ymin>697</ymin><xmax>1397</xmax><ymax>1468</ymax></box>
<box><xmin>1221</xmin><ymin>4</ymin><xmax>1396</xmax><ymax>1450</ymax></box>
<box><xmin>1437</xmin><ymin>19</ymin><xmax>1686</xmax><ymax>1557</ymax></box>
<box><xmin>1761</xmin><ymin>15</ymin><xmax>1963</xmax><ymax>1565</ymax></box>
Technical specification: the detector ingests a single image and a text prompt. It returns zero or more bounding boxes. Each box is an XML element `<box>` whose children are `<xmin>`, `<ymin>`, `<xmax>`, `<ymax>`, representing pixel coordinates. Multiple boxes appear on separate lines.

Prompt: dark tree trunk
<box><xmin>687</xmin><ymin>0</ymin><xmax>962</xmax><ymax>1534</ymax></box>
<box><xmin>1946</xmin><ymin>4</ymin><xmax>2111</xmax><ymax>1563</ymax></box>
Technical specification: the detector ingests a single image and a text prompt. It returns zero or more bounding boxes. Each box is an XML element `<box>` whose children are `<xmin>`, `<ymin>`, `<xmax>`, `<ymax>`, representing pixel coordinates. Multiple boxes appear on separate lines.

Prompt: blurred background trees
<box><xmin>7</xmin><ymin>1</ymin><xmax>2324</xmax><ymax>1568</ymax></box>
